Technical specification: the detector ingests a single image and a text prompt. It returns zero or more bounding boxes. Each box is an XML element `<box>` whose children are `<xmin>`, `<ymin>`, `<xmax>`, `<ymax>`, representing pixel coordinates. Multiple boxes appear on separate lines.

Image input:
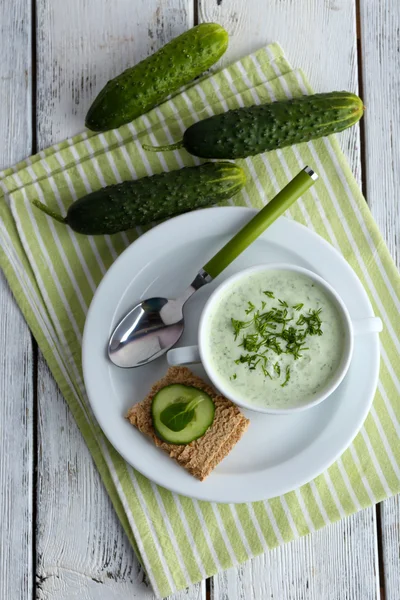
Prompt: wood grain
<box><xmin>198</xmin><ymin>1</ymin><xmax>379</xmax><ymax>597</ymax></box>
<box><xmin>359</xmin><ymin>0</ymin><xmax>400</xmax><ymax>268</ymax></box>
<box><xmin>380</xmin><ymin>496</ymin><xmax>400</xmax><ymax>600</ymax></box>
<box><xmin>36</xmin><ymin>0</ymin><xmax>193</xmax><ymax>142</ymax></box>
<box><xmin>34</xmin><ymin>0</ymin><xmax>203</xmax><ymax>598</ymax></box>
<box><xmin>359</xmin><ymin>1</ymin><xmax>400</xmax><ymax>598</ymax></box>
<box><xmin>0</xmin><ymin>2</ymin><xmax>34</xmax><ymax>600</ymax></box>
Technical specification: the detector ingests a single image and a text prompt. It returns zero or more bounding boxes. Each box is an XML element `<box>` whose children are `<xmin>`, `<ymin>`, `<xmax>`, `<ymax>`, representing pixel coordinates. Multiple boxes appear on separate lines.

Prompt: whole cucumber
<box><xmin>143</xmin><ymin>92</ymin><xmax>364</xmax><ymax>159</ymax></box>
<box><xmin>32</xmin><ymin>162</ymin><xmax>246</xmax><ymax>235</ymax></box>
<box><xmin>85</xmin><ymin>23</ymin><xmax>228</xmax><ymax>132</ymax></box>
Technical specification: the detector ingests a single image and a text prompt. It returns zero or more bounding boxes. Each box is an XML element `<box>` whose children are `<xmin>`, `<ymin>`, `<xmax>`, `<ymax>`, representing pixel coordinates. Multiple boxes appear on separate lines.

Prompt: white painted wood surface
<box><xmin>0</xmin><ymin>2</ymin><xmax>34</xmax><ymax>600</ymax></box>
<box><xmin>35</xmin><ymin>1</ymin><xmax>202</xmax><ymax>598</ymax></box>
<box><xmin>380</xmin><ymin>496</ymin><xmax>400</xmax><ymax>600</ymax></box>
<box><xmin>0</xmin><ymin>0</ymin><xmax>399</xmax><ymax>599</ymax></box>
<box><xmin>359</xmin><ymin>1</ymin><xmax>400</xmax><ymax>598</ymax></box>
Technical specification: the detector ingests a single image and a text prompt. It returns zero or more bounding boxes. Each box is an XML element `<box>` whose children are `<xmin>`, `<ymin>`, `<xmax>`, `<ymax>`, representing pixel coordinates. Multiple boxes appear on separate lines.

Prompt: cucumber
<box><xmin>143</xmin><ymin>92</ymin><xmax>364</xmax><ymax>159</ymax></box>
<box><xmin>32</xmin><ymin>162</ymin><xmax>246</xmax><ymax>235</ymax></box>
<box><xmin>85</xmin><ymin>23</ymin><xmax>228</xmax><ymax>132</ymax></box>
<box><xmin>152</xmin><ymin>384</ymin><xmax>215</xmax><ymax>444</ymax></box>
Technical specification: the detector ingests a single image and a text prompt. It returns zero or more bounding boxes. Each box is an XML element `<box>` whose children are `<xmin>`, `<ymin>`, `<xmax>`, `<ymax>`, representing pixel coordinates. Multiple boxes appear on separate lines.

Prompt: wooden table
<box><xmin>1</xmin><ymin>1</ymin><xmax>399</xmax><ymax>598</ymax></box>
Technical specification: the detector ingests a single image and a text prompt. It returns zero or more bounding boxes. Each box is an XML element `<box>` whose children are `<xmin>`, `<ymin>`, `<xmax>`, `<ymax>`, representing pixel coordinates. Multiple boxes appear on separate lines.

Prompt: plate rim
<box><xmin>82</xmin><ymin>207</ymin><xmax>380</xmax><ymax>503</ymax></box>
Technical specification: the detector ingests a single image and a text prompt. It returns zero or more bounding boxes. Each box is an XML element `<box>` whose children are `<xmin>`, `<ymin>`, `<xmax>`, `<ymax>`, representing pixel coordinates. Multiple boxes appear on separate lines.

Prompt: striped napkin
<box><xmin>1</xmin><ymin>43</ymin><xmax>399</xmax><ymax>598</ymax></box>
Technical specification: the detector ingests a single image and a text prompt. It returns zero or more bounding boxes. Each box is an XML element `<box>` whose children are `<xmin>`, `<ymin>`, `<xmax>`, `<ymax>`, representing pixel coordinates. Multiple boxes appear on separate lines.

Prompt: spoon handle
<box><xmin>203</xmin><ymin>166</ymin><xmax>318</xmax><ymax>279</ymax></box>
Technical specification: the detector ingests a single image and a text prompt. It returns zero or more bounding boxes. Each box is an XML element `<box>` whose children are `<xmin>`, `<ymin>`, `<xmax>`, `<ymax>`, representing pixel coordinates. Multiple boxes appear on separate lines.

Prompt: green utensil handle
<box><xmin>203</xmin><ymin>166</ymin><xmax>318</xmax><ymax>279</ymax></box>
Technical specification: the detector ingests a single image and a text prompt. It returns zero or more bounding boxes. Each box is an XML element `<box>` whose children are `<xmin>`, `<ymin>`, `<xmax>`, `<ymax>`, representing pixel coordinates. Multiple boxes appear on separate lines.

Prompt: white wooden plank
<box><xmin>359</xmin><ymin>2</ymin><xmax>400</xmax><ymax>598</ymax></box>
<box><xmin>0</xmin><ymin>2</ymin><xmax>34</xmax><ymax>600</ymax></box>
<box><xmin>199</xmin><ymin>1</ymin><xmax>379</xmax><ymax>598</ymax></box>
<box><xmin>359</xmin><ymin>0</ymin><xmax>400</xmax><ymax>276</ymax></box>
<box><xmin>380</xmin><ymin>496</ymin><xmax>400</xmax><ymax>600</ymax></box>
<box><xmin>35</xmin><ymin>1</ymin><xmax>204</xmax><ymax>598</ymax></box>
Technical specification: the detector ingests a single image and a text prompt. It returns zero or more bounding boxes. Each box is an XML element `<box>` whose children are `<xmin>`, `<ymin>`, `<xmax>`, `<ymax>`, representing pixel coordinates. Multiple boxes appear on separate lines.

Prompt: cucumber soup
<box><xmin>204</xmin><ymin>269</ymin><xmax>346</xmax><ymax>409</ymax></box>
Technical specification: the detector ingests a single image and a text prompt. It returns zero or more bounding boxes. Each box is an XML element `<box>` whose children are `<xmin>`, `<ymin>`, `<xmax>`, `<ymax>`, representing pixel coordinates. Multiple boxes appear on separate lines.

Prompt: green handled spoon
<box><xmin>108</xmin><ymin>166</ymin><xmax>318</xmax><ymax>367</ymax></box>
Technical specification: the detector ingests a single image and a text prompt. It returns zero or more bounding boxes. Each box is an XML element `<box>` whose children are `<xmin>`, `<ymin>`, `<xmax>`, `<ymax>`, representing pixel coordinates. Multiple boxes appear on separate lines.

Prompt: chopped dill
<box><xmin>273</xmin><ymin>362</ymin><xmax>281</xmax><ymax>376</ymax></box>
<box><xmin>231</xmin><ymin>318</ymin><xmax>251</xmax><ymax>340</ymax></box>
<box><xmin>281</xmin><ymin>366</ymin><xmax>291</xmax><ymax>387</ymax></box>
<box><xmin>245</xmin><ymin>301</ymin><xmax>255</xmax><ymax>314</ymax></box>
<box><xmin>230</xmin><ymin>293</ymin><xmax>323</xmax><ymax>387</ymax></box>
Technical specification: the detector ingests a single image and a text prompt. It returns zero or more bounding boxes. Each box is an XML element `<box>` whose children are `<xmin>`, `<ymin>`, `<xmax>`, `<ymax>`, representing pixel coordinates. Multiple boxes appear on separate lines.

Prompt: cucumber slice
<box><xmin>151</xmin><ymin>384</ymin><xmax>215</xmax><ymax>445</ymax></box>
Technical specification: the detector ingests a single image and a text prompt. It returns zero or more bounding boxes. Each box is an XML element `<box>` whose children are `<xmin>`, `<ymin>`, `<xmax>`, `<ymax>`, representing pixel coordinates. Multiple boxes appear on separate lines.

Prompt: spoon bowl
<box><xmin>108</xmin><ymin>297</ymin><xmax>186</xmax><ymax>368</ymax></box>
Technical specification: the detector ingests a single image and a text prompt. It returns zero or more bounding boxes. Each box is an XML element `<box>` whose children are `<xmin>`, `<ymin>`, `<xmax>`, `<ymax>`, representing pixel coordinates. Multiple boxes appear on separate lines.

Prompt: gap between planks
<box><xmin>31</xmin><ymin>2</ymin><xmax>39</xmax><ymax>600</ymax></box>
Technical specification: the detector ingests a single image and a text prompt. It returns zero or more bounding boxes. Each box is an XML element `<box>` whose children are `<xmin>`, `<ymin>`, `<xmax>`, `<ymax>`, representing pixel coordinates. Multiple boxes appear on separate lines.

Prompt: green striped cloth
<box><xmin>1</xmin><ymin>43</ymin><xmax>399</xmax><ymax>598</ymax></box>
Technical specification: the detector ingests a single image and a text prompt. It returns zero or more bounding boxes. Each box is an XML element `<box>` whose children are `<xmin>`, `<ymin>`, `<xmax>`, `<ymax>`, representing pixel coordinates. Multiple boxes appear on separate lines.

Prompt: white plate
<box><xmin>83</xmin><ymin>207</ymin><xmax>380</xmax><ymax>503</ymax></box>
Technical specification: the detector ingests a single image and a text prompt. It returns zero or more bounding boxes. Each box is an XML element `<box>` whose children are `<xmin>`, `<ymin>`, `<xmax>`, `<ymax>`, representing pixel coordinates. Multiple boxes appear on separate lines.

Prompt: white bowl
<box><xmin>168</xmin><ymin>263</ymin><xmax>382</xmax><ymax>414</ymax></box>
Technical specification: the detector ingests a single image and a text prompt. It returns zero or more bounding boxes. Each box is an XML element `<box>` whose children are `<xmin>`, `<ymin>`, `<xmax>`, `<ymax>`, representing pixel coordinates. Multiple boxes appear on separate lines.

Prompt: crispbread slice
<box><xmin>126</xmin><ymin>366</ymin><xmax>250</xmax><ymax>480</ymax></box>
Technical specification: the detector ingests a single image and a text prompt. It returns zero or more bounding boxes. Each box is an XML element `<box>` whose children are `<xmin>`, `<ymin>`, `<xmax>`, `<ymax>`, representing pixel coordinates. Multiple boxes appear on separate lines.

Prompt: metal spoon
<box><xmin>108</xmin><ymin>166</ymin><xmax>318</xmax><ymax>368</ymax></box>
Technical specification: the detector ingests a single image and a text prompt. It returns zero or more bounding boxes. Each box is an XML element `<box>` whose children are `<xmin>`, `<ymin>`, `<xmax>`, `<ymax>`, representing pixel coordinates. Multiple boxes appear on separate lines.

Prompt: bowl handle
<box><xmin>352</xmin><ymin>317</ymin><xmax>383</xmax><ymax>335</ymax></box>
<box><xmin>167</xmin><ymin>345</ymin><xmax>201</xmax><ymax>366</ymax></box>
